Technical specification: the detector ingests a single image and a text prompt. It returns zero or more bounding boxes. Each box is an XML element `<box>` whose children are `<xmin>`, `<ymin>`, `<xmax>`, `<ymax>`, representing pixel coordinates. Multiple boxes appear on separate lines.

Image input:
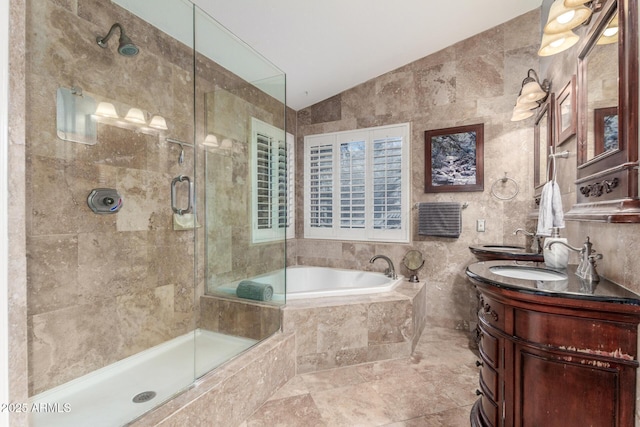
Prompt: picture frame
<box><xmin>534</xmin><ymin>95</ymin><xmax>554</xmax><ymax>193</ymax></box>
<box><xmin>594</xmin><ymin>106</ymin><xmax>619</xmax><ymax>156</ymax></box>
<box><xmin>424</xmin><ymin>123</ymin><xmax>484</xmax><ymax>193</ymax></box>
<box><xmin>555</xmin><ymin>75</ymin><xmax>576</xmax><ymax>146</ymax></box>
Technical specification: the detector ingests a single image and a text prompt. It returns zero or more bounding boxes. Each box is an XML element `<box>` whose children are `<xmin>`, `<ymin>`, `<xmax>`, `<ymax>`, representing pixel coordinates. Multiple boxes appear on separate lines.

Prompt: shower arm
<box><xmin>96</xmin><ymin>23</ymin><xmax>124</xmax><ymax>48</ymax></box>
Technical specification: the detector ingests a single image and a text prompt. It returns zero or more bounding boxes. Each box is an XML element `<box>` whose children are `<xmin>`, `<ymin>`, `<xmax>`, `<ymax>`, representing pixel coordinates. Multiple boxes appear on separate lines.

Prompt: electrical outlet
<box><xmin>477</xmin><ymin>219</ymin><xmax>486</xmax><ymax>232</ymax></box>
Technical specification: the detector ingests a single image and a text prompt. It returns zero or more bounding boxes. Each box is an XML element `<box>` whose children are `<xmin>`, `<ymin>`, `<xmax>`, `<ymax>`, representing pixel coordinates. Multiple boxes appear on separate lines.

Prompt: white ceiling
<box><xmin>192</xmin><ymin>0</ymin><xmax>542</xmax><ymax>111</ymax></box>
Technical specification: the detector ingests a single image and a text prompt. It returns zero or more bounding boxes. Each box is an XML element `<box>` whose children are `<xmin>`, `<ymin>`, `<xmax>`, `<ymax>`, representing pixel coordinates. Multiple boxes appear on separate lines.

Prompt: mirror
<box><xmin>534</xmin><ymin>96</ymin><xmax>553</xmax><ymax>194</ymax></box>
<box><xmin>579</xmin><ymin>9</ymin><xmax>619</xmax><ymax>165</ymax></box>
<box><xmin>402</xmin><ymin>250</ymin><xmax>424</xmax><ymax>283</ymax></box>
<box><xmin>566</xmin><ymin>0</ymin><xmax>640</xmax><ymax>222</ymax></box>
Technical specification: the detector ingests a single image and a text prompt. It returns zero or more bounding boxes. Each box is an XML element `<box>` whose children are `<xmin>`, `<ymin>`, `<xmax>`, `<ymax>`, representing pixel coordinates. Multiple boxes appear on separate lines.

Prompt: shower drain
<box><xmin>132</xmin><ymin>391</ymin><xmax>157</xmax><ymax>403</ymax></box>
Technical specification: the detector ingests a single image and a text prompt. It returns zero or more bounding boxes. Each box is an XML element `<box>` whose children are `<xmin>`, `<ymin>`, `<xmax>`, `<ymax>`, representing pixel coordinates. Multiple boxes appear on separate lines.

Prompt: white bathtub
<box><xmin>218</xmin><ymin>266</ymin><xmax>403</xmax><ymax>300</ymax></box>
<box><xmin>29</xmin><ymin>329</ymin><xmax>256</xmax><ymax>427</ymax></box>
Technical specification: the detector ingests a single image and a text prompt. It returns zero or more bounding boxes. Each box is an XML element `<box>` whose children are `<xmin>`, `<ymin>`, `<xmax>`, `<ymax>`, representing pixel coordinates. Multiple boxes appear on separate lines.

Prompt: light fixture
<box><xmin>202</xmin><ymin>134</ymin><xmax>219</xmax><ymax>147</ymax></box>
<box><xmin>544</xmin><ymin>0</ymin><xmax>592</xmax><ymax>34</ymax></box>
<box><xmin>517</xmin><ymin>70</ymin><xmax>550</xmax><ymax>104</ymax></box>
<box><xmin>510</xmin><ymin>69</ymin><xmax>551</xmax><ymax>122</ymax></box>
<box><xmin>149</xmin><ymin>115</ymin><xmax>168</xmax><ymax>130</ymax></box>
<box><xmin>94</xmin><ymin>102</ymin><xmax>118</xmax><ymax>118</ymax></box>
<box><xmin>538</xmin><ymin>29</ymin><xmax>580</xmax><ymax>56</ymax></box>
<box><xmin>124</xmin><ymin>108</ymin><xmax>146</xmax><ymax>124</ymax></box>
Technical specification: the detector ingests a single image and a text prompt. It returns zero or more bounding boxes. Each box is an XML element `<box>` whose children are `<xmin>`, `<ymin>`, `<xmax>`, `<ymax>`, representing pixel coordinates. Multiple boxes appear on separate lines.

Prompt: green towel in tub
<box><xmin>236</xmin><ymin>280</ymin><xmax>274</xmax><ymax>301</ymax></box>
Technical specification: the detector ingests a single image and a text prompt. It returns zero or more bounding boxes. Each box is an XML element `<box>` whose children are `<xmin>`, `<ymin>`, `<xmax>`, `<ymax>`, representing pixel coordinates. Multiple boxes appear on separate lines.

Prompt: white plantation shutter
<box><xmin>308</xmin><ymin>140</ymin><xmax>334</xmax><ymax>229</ymax></box>
<box><xmin>283</xmin><ymin>133</ymin><xmax>295</xmax><ymax>237</ymax></box>
<box><xmin>372</xmin><ymin>136</ymin><xmax>402</xmax><ymax>230</ymax></box>
<box><xmin>340</xmin><ymin>140</ymin><xmax>366</xmax><ymax>229</ymax></box>
<box><xmin>251</xmin><ymin>118</ymin><xmax>294</xmax><ymax>242</ymax></box>
<box><xmin>256</xmin><ymin>132</ymin><xmax>273</xmax><ymax>231</ymax></box>
<box><xmin>304</xmin><ymin>123</ymin><xmax>410</xmax><ymax>242</ymax></box>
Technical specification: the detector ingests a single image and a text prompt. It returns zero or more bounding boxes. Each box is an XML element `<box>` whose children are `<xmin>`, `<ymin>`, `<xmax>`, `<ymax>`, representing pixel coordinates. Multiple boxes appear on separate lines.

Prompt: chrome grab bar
<box><xmin>171</xmin><ymin>175</ymin><xmax>192</xmax><ymax>215</ymax></box>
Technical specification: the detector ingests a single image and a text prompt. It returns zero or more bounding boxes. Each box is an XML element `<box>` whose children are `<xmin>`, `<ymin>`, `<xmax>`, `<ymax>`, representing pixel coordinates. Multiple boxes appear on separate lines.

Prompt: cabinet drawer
<box><xmin>479</xmin><ymin>386</ymin><xmax>498</xmax><ymax>427</ymax></box>
<box><xmin>478</xmin><ymin>325</ymin><xmax>500</xmax><ymax>368</ymax></box>
<box><xmin>479</xmin><ymin>363</ymin><xmax>498</xmax><ymax>401</ymax></box>
<box><xmin>479</xmin><ymin>294</ymin><xmax>505</xmax><ymax>329</ymax></box>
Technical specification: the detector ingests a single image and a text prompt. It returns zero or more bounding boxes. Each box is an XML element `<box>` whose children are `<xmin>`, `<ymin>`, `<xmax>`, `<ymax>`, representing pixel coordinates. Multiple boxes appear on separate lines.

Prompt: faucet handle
<box><xmin>589</xmin><ymin>253</ymin><xmax>603</xmax><ymax>263</ymax></box>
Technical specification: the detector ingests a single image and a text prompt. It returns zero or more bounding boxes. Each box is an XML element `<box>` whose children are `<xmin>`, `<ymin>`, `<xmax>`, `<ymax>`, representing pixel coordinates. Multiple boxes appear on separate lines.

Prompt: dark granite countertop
<box><xmin>466</xmin><ymin>260</ymin><xmax>640</xmax><ymax>306</ymax></box>
<box><xmin>468</xmin><ymin>244</ymin><xmax>544</xmax><ymax>262</ymax></box>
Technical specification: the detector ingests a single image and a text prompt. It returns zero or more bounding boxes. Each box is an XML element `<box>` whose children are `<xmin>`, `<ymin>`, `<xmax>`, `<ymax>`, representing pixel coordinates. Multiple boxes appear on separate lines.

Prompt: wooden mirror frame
<box><xmin>566</xmin><ymin>0</ymin><xmax>640</xmax><ymax>222</ymax></box>
<box><xmin>555</xmin><ymin>75</ymin><xmax>576</xmax><ymax>146</ymax></box>
<box><xmin>534</xmin><ymin>95</ymin><xmax>554</xmax><ymax>202</ymax></box>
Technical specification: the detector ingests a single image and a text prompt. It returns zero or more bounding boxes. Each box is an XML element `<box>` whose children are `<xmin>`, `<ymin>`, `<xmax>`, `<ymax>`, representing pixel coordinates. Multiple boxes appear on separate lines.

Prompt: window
<box><xmin>251</xmin><ymin>118</ymin><xmax>295</xmax><ymax>243</ymax></box>
<box><xmin>304</xmin><ymin>123</ymin><xmax>410</xmax><ymax>242</ymax></box>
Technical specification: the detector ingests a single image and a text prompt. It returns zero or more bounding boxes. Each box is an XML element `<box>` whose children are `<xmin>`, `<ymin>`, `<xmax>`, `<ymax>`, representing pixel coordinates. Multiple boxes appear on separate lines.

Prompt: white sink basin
<box><xmin>489</xmin><ymin>265</ymin><xmax>567</xmax><ymax>281</ymax></box>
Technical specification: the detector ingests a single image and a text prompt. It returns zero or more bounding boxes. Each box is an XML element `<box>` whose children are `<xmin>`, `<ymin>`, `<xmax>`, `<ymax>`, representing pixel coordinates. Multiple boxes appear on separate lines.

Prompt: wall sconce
<box><xmin>124</xmin><ymin>108</ymin><xmax>146</xmax><ymax>124</ymax></box>
<box><xmin>202</xmin><ymin>134</ymin><xmax>219</xmax><ymax>147</ymax></box>
<box><xmin>94</xmin><ymin>102</ymin><xmax>118</xmax><ymax>119</ymax></box>
<box><xmin>149</xmin><ymin>115</ymin><xmax>168</xmax><ymax>130</ymax></box>
<box><xmin>539</xmin><ymin>0</ymin><xmax>599</xmax><ymax>56</ymax></box>
<box><xmin>511</xmin><ymin>69</ymin><xmax>551</xmax><ymax>121</ymax></box>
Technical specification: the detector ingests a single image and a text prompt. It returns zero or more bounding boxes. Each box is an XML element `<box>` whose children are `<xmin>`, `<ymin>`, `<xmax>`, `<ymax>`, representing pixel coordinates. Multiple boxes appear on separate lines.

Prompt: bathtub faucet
<box><xmin>369</xmin><ymin>255</ymin><xmax>397</xmax><ymax>280</ymax></box>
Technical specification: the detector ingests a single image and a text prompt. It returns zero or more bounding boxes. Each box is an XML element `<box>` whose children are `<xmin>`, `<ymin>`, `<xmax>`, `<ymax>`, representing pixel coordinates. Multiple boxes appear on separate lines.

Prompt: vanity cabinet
<box><xmin>468</xmin><ymin>266</ymin><xmax>640</xmax><ymax>427</ymax></box>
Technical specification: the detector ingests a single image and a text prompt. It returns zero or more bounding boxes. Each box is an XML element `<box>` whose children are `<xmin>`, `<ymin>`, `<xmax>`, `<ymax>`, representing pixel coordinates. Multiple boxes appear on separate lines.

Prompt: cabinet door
<box><xmin>513</xmin><ymin>344</ymin><xmax>629</xmax><ymax>427</ymax></box>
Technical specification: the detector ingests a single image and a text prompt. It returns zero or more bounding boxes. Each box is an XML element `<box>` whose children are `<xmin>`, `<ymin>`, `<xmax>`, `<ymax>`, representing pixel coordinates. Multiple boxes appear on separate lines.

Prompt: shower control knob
<box><xmin>88</xmin><ymin>188</ymin><xmax>123</xmax><ymax>214</ymax></box>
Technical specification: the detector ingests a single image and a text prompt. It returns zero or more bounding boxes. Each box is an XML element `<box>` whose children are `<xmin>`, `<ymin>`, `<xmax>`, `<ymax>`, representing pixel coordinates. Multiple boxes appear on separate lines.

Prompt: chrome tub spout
<box><xmin>369</xmin><ymin>255</ymin><xmax>397</xmax><ymax>279</ymax></box>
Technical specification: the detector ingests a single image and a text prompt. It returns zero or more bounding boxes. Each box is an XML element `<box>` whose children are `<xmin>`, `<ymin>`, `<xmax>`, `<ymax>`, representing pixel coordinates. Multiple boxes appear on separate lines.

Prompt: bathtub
<box><xmin>217</xmin><ymin>266</ymin><xmax>403</xmax><ymax>300</ymax></box>
<box><xmin>28</xmin><ymin>329</ymin><xmax>256</xmax><ymax>427</ymax></box>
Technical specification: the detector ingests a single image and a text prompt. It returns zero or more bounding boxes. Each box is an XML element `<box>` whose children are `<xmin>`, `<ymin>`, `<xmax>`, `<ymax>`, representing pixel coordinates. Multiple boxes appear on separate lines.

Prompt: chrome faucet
<box><xmin>514</xmin><ymin>228</ymin><xmax>543</xmax><ymax>254</ymax></box>
<box><xmin>546</xmin><ymin>236</ymin><xmax>602</xmax><ymax>283</ymax></box>
<box><xmin>369</xmin><ymin>255</ymin><xmax>397</xmax><ymax>279</ymax></box>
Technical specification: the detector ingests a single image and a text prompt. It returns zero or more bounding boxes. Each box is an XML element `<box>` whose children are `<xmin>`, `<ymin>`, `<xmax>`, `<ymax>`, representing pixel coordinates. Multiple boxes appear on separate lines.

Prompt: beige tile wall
<box><xmin>293</xmin><ymin>10</ymin><xmax>542</xmax><ymax>330</ymax></box>
<box><xmin>21</xmin><ymin>0</ymin><xmax>292</xmax><ymax>396</ymax></box>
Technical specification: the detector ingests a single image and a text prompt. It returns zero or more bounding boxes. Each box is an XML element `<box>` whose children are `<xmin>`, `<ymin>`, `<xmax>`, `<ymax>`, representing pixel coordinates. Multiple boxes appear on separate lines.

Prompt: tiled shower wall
<box><xmin>23</xmin><ymin>0</ymin><xmax>293</xmax><ymax>396</ymax></box>
<box><xmin>290</xmin><ymin>10</ymin><xmax>542</xmax><ymax>330</ymax></box>
<box><xmin>25</xmin><ymin>0</ymin><xmax>198</xmax><ymax>394</ymax></box>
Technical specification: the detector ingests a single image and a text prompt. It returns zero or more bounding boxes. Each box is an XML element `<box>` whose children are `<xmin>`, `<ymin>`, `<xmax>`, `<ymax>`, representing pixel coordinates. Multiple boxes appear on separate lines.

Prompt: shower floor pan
<box><xmin>29</xmin><ymin>329</ymin><xmax>257</xmax><ymax>427</ymax></box>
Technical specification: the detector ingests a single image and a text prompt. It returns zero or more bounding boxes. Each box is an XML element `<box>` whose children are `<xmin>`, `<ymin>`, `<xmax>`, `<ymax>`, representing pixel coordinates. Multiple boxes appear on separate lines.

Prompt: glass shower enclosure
<box><xmin>23</xmin><ymin>0</ymin><xmax>286</xmax><ymax>425</ymax></box>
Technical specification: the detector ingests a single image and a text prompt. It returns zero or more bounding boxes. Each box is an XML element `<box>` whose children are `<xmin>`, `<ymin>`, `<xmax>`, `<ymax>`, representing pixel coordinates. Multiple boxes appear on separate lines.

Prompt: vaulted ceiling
<box><xmin>192</xmin><ymin>0</ymin><xmax>542</xmax><ymax>110</ymax></box>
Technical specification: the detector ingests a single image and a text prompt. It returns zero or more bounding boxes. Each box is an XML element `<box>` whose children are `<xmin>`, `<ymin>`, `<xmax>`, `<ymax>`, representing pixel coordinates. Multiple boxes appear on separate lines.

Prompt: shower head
<box><xmin>96</xmin><ymin>23</ymin><xmax>139</xmax><ymax>56</ymax></box>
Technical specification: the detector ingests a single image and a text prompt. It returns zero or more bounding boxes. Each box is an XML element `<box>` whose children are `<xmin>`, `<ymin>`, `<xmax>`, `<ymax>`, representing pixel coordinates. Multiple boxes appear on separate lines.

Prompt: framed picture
<box><xmin>594</xmin><ymin>106</ymin><xmax>619</xmax><ymax>156</ymax></box>
<box><xmin>424</xmin><ymin>123</ymin><xmax>484</xmax><ymax>193</ymax></box>
<box><xmin>555</xmin><ymin>75</ymin><xmax>576</xmax><ymax>146</ymax></box>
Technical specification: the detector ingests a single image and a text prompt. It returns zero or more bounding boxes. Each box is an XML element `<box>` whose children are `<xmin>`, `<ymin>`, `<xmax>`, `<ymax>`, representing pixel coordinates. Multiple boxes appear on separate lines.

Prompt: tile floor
<box><xmin>242</xmin><ymin>326</ymin><xmax>479</xmax><ymax>426</ymax></box>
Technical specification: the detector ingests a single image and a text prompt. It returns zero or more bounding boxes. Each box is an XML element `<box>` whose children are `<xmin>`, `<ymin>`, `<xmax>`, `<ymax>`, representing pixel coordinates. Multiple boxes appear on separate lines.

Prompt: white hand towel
<box><xmin>536</xmin><ymin>181</ymin><xmax>565</xmax><ymax>236</ymax></box>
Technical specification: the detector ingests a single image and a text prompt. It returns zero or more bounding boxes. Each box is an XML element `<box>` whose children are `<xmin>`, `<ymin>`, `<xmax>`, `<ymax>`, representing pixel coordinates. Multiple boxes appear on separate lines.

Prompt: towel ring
<box><xmin>491</xmin><ymin>173</ymin><xmax>519</xmax><ymax>201</ymax></box>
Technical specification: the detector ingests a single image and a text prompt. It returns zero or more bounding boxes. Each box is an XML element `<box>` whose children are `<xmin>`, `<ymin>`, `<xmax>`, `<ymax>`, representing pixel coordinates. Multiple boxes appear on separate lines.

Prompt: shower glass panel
<box><xmin>25</xmin><ymin>0</ymin><xmax>198</xmax><ymax>425</ymax></box>
<box><xmin>194</xmin><ymin>5</ymin><xmax>286</xmax><ymax>349</ymax></box>
<box><xmin>24</xmin><ymin>1</ymin><xmax>285</xmax><ymax>425</ymax></box>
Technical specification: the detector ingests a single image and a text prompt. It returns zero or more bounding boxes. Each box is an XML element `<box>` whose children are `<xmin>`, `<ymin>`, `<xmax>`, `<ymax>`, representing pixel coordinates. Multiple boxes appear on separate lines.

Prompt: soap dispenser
<box><xmin>543</xmin><ymin>227</ymin><xmax>569</xmax><ymax>269</ymax></box>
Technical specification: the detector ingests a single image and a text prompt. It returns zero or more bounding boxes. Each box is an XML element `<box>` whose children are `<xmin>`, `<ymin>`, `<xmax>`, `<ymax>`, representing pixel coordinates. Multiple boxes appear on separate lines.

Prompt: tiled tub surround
<box><xmin>129</xmin><ymin>332</ymin><xmax>295</xmax><ymax>427</ymax></box>
<box><xmin>199</xmin><ymin>295</ymin><xmax>281</xmax><ymax>341</ymax></box>
<box><xmin>282</xmin><ymin>279</ymin><xmax>427</xmax><ymax>374</ymax></box>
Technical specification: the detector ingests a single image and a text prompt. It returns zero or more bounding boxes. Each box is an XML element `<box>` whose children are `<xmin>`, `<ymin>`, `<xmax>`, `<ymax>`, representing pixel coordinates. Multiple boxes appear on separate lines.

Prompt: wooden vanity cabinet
<box><xmin>470</xmin><ymin>283</ymin><xmax>640</xmax><ymax>427</ymax></box>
